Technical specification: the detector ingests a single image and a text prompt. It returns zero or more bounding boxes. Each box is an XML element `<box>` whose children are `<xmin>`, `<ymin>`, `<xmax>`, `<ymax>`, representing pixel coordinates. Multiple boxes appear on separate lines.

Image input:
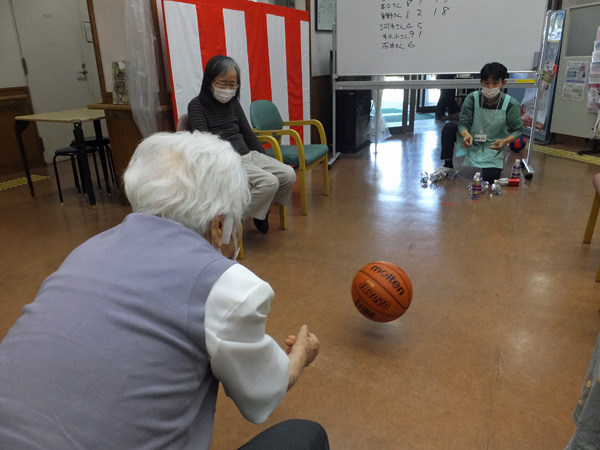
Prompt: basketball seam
<box><xmin>352</xmin><ymin>298</ymin><xmax>399</xmax><ymax>321</ymax></box>
<box><xmin>352</xmin><ymin>298</ymin><xmax>399</xmax><ymax>317</ymax></box>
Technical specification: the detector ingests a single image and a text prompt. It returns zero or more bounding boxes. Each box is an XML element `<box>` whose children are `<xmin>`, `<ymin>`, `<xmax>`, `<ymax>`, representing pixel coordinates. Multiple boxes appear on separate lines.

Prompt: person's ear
<box><xmin>209</xmin><ymin>215</ymin><xmax>225</xmax><ymax>249</ymax></box>
<box><xmin>501</xmin><ymin>79</ymin><xmax>507</xmax><ymax>88</ymax></box>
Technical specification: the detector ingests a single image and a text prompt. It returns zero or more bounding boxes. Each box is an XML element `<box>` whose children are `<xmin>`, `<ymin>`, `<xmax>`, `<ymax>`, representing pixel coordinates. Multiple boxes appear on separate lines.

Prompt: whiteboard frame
<box><xmin>335</xmin><ymin>0</ymin><xmax>548</xmax><ymax>77</ymax></box>
<box><xmin>330</xmin><ymin>15</ymin><xmax>547</xmax><ymax>179</ymax></box>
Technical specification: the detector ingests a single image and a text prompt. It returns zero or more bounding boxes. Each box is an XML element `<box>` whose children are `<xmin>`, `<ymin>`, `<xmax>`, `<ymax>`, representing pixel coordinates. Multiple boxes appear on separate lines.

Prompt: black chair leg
<box><xmin>91</xmin><ymin>152</ymin><xmax>102</xmax><ymax>191</ymax></box>
<box><xmin>105</xmin><ymin>145</ymin><xmax>116</xmax><ymax>185</ymax></box>
<box><xmin>69</xmin><ymin>155</ymin><xmax>81</xmax><ymax>195</ymax></box>
<box><xmin>96</xmin><ymin>146</ymin><xmax>111</xmax><ymax>195</ymax></box>
<box><xmin>53</xmin><ymin>155</ymin><xmax>64</xmax><ymax>205</ymax></box>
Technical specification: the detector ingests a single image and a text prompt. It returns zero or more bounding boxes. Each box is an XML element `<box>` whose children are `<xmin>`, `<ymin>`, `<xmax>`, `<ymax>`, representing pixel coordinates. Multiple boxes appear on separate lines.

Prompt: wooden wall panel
<box><xmin>0</xmin><ymin>87</ymin><xmax>43</xmax><ymax>177</ymax></box>
<box><xmin>90</xmin><ymin>92</ymin><xmax>174</xmax><ymax>204</ymax></box>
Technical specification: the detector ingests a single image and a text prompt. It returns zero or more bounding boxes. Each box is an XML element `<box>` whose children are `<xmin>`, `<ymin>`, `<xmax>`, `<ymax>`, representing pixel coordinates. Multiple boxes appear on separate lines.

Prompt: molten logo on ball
<box><xmin>368</xmin><ymin>264</ymin><xmax>407</xmax><ymax>296</ymax></box>
<box><xmin>351</xmin><ymin>262</ymin><xmax>413</xmax><ymax>322</ymax></box>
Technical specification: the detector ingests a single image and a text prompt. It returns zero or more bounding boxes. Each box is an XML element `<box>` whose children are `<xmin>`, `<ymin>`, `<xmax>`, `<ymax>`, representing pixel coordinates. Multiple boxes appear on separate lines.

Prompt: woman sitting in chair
<box><xmin>188</xmin><ymin>55</ymin><xmax>295</xmax><ymax>234</ymax></box>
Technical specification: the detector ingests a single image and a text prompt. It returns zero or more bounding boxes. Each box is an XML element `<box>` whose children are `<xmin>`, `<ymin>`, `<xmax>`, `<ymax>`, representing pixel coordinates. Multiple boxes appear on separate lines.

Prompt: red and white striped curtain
<box><xmin>162</xmin><ymin>0</ymin><xmax>310</xmax><ymax>142</ymax></box>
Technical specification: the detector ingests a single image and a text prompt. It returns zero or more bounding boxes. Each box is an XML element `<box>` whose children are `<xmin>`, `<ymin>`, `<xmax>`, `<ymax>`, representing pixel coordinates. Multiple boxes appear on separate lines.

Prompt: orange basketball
<box><xmin>351</xmin><ymin>261</ymin><xmax>413</xmax><ymax>322</ymax></box>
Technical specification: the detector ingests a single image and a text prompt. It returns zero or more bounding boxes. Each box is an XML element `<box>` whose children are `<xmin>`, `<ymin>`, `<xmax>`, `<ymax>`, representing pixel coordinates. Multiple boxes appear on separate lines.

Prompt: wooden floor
<box><xmin>2</xmin><ymin>122</ymin><xmax>600</xmax><ymax>449</ymax></box>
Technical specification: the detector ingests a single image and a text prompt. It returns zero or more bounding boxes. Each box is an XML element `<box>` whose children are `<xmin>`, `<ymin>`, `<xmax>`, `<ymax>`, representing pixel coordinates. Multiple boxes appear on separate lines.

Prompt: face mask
<box><xmin>481</xmin><ymin>86</ymin><xmax>501</xmax><ymax>99</ymax></box>
<box><xmin>213</xmin><ymin>87</ymin><xmax>236</xmax><ymax>104</ymax></box>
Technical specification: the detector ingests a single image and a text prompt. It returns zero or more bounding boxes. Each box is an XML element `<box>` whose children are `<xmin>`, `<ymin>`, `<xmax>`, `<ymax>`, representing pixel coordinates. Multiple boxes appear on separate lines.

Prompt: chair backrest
<box><xmin>176</xmin><ymin>113</ymin><xmax>189</xmax><ymax>131</ymax></box>
<box><xmin>250</xmin><ymin>100</ymin><xmax>284</xmax><ymax>131</ymax></box>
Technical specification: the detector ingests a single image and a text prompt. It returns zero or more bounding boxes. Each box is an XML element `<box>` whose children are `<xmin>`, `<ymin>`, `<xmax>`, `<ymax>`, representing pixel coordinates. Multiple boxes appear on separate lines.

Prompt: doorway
<box><xmin>379</xmin><ymin>75</ymin><xmax>439</xmax><ymax>130</ymax></box>
<box><xmin>5</xmin><ymin>0</ymin><xmax>101</xmax><ymax>163</ymax></box>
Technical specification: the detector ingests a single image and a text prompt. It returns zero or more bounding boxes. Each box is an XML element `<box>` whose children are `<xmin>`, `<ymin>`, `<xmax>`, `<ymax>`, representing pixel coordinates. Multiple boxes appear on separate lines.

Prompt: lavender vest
<box><xmin>0</xmin><ymin>213</ymin><xmax>234</xmax><ymax>449</ymax></box>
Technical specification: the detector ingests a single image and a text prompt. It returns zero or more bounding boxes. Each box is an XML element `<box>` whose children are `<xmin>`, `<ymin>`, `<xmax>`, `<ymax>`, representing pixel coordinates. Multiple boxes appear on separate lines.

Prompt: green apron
<box><xmin>455</xmin><ymin>91</ymin><xmax>511</xmax><ymax>169</ymax></box>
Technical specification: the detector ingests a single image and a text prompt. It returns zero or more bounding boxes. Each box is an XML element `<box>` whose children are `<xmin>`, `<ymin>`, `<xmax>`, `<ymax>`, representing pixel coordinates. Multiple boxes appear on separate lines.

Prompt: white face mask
<box><xmin>220</xmin><ymin>214</ymin><xmax>240</xmax><ymax>260</ymax></box>
<box><xmin>481</xmin><ymin>86</ymin><xmax>501</xmax><ymax>99</ymax></box>
<box><xmin>213</xmin><ymin>87</ymin><xmax>236</xmax><ymax>104</ymax></box>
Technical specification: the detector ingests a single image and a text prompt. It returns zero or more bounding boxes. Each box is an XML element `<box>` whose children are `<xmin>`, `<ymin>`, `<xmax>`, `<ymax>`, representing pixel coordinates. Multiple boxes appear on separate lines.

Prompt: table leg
<box><xmin>13</xmin><ymin>120</ymin><xmax>35</xmax><ymax>197</ymax></box>
<box><xmin>73</xmin><ymin>122</ymin><xmax>96</xmax><ymax>209</ymax></box>
<box><xmin>93</xmin><ymin>119</ymin><xmax>111</xmax><ymax>195</ymax></box>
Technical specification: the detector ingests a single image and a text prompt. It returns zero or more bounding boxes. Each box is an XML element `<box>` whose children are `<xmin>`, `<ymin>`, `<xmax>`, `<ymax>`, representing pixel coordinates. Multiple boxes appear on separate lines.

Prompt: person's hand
<box><xmin>286</xmin><ymin>325</ymin><xmax>319</xmax><ymax>367</ymax></box>
<box><xmin>489</xmin><ymin>139</ymin><xmax>506</xmax><ymax>151</ymax></box>
<box><xmin>461</xmin><ymin>132</ymin><xmax>473</xmax><ymax>148</ymax></box>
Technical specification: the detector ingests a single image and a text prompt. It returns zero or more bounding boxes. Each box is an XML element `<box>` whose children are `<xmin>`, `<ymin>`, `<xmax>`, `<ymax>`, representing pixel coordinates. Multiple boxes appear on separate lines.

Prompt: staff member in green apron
<box><xmin>438</xmin><ymin>62</ymin><xmax>524</xmax><ymax>183</ymax></box>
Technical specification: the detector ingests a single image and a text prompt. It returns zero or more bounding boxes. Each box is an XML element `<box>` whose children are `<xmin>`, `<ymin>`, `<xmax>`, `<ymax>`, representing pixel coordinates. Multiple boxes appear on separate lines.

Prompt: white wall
<box><xmin>92</xmin><ymin>0</ymin><xmax>127</xmax><ymax>93</ymax></box>
<box><xmin>310</xmin><ymin>0</ymin><xmax>332</xmax><ymax>76</ymax></box>
<box><xmin>0</xmin><ymin>1</ymin><xmax>27</xmax><ymax>88</ymax></box>
<box><xmin>11</xmin><ymin>0</ymin><xmax>102</xmax><ymax>111</ymax></box>
<box><xmin>4</xmin><ymin>0</ymin><xmax>102</xmax><ymax>163</ymax></box>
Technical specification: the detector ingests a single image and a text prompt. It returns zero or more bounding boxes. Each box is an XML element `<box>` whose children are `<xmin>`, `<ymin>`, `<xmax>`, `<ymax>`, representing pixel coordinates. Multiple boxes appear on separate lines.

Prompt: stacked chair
<box><xmin>52</xmin><ymin>135</ymin><xmax>115</xmax><ymax>205</ymax></box>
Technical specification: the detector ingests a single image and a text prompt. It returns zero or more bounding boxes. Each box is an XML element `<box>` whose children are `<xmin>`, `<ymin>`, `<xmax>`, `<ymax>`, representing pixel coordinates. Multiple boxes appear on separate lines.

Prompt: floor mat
<box><xmin>0</xmin><ymin>175</ymin><xmax>50</xmax><ymax>192</ymax></box>
<box><xmin>532</xmin><ymin>145</ymin><xmax>600</xmax><ymax>166</ymax></box>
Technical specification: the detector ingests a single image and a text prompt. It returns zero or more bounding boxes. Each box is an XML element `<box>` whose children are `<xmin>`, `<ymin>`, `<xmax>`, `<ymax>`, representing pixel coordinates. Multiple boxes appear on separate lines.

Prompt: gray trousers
<box><xmin>242</xmin><ymin>151</ymin><xmax>296</xmax><ymax>220</ymax></box>
<box><xmin>237</xmin><ymin>419</ymin><xmax>329</xmax><ymax>450</ymax></box>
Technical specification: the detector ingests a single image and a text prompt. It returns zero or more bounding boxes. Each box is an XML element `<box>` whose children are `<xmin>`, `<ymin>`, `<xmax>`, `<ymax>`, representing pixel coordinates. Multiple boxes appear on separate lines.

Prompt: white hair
<box><xmin>124</xmin><ymin>131</ymin><xmax>250</xmax><ymax>235</ymax></box>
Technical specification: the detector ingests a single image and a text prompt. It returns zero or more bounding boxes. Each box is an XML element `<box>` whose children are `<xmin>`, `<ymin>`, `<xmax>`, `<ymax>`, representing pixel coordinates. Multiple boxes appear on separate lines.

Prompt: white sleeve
<box><xmin>205</xmin><ymin>264</ymin><xmax>289</xmax><ymax>424</ymax></box>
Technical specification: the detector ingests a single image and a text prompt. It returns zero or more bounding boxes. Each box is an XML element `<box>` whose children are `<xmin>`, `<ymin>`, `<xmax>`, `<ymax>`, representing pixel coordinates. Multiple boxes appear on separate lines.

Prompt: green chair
<box><xmin>250</xmin><ymin>100</ymin><xmax>329</xmax><ymax>216</ymax></box>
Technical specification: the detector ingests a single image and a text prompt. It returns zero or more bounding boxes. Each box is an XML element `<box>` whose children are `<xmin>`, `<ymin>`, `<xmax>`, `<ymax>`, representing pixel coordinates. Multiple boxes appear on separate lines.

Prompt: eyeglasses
<box><xmin>213</xmin><ymin>80</ymin><xmax>238</xmax><ymax>89</ymax></box>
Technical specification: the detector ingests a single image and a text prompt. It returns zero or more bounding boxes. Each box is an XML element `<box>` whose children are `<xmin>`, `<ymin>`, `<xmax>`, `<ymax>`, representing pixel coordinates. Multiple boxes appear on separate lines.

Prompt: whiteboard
<box><xmin>336</xmin><ymin>0</ymin><xmax>548</xmax><ymax>76</ymax></box>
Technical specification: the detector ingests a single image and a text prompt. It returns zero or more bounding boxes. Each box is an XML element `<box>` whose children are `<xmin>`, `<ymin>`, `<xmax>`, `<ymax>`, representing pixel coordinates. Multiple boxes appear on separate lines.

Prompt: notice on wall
<box><xmin>112</xmin><ymin>61</ymin><xmax>129</xmax><ymax>105</ymax></box>
<box><xmin>588</xmin><ymin>83</ymin><xmax>600</xmax><ymax>112</ymax></box>
<box><xmin>588</xmin><ymin>61</ymin><xmax>600</xmax><ymax>112</ymax></box>
<box><xmin>562</xmin><ymin>61</ymin><xmax>588</xmax><ymax>102</ymax></box>
<box><xmin>316</xmin><ymin>0</ymin><xmax>336</xmax><ymax>31</ymax></box>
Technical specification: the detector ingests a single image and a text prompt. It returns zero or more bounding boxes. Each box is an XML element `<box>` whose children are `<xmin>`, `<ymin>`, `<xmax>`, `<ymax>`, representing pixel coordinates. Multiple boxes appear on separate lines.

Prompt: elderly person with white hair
<box><xmin>0</xmin><ymin>131</ymin><xmax>326</xmax><ymax>450</ymax></box>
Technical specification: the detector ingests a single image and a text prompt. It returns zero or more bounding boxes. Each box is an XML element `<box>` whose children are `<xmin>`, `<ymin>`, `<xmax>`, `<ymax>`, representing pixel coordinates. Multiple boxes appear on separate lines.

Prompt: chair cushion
<box><xmin>56</xmin><ymin>146</ymin><xmax>98</xmax><ymax>156</ymax></box>
<box><xmin>266</xmin><ymin>144</ymin><xmax>328</xmax><ymax>167</ymax></box>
